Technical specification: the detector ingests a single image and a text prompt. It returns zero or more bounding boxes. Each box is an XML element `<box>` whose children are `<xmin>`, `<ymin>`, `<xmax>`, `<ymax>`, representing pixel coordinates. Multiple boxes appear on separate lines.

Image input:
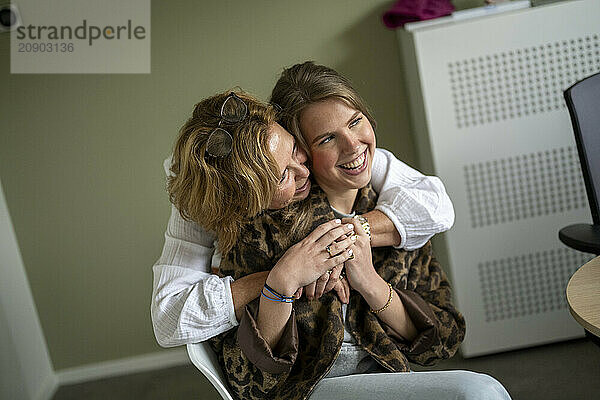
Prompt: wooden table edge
<box><xmin>566</xmin><ymin>256</ymin><xmax>600</xmax><ymax>338</ymax></box>
<box><xmin>567</xmin><ymin>301</ymin><xmax>600</xmax><ymax>337</ymax></box>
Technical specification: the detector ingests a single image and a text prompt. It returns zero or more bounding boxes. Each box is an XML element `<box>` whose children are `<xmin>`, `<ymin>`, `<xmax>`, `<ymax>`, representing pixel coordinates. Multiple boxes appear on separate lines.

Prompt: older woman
<box><xmin>208</xmin><ymin>62</ymin><xmax>512</xmax><ymax>400</ymax></box>
<box><xmin>151</xmin><ymin>90</ymin><xmax>455</xmax><ymax>346</ymax></box>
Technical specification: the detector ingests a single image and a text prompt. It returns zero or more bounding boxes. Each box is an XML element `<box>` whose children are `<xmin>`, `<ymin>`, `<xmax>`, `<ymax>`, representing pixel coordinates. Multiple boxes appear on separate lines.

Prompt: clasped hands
<box><xmin>266</xmin><ymin>217</ymin><xmax>375</xmax><ymax>304</ymax></box>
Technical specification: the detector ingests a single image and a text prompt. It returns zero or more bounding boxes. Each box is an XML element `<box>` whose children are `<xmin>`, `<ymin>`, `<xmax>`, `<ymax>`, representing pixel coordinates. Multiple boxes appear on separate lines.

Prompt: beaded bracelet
<box><xmin>353</xmin><ymin>214</ymin><xmax>371</xmax><ymax>241</ymax></box>
<box><xmin>370</xmin><ymin>282</ymin><xmax>394</xmax><ymax>314</ymax></box>
<box><xmin>261</xmin><ymin>283</ymin><xmax>295</xmax><ymax>303</ymax></box>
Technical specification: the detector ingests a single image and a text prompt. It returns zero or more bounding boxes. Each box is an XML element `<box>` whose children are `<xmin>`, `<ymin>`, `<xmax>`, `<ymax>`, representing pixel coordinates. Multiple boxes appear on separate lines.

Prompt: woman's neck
<box><xmin>324</xmin><ymin>188</ymin><xmax>359</xmax><ymax>215</ymax></box>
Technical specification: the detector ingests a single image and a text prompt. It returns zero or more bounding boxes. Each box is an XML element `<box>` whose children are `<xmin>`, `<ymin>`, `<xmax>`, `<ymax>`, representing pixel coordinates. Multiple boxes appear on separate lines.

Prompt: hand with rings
<box><xmin>304</xmin><ymin>235</ymin><xmax>356</xmax><ymax>302</ymax></box>
<box><xmin>268</xmin><ymin>219</ymin><xmax>356</xmax><ymax>297</ymax></box>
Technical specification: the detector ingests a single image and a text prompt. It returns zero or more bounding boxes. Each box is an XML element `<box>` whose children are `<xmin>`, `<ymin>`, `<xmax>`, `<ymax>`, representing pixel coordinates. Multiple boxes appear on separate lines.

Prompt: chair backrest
<box><xmin>564</xmin><ymin>72</ymin><xmax>600</xmax><ymax>225</ymax></box>
<box><xmin>186</xmin><ymin>342</ymin><xmax>234</xmax><ymax>400</ymax></box>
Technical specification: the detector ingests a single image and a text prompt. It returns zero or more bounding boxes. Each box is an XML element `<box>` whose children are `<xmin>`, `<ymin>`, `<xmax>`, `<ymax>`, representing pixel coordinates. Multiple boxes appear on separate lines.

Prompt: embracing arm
<box><xmin>151</xmin><ymin>158</ymin><xmax>268</xmax><ymax>347</ymax></box>
<box><xmin>369</xmin><ymin>148</ymin><xmax>455</xmax><ymax>250</ymax></box>
<box><xmin>152</xmin><ymin>204</ymin><xmax>263</xmax><ymax>346</ymax></box>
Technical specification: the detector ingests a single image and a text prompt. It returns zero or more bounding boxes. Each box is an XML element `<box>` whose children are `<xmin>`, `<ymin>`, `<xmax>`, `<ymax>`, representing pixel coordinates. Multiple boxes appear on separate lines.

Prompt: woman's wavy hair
<box><xmin>270</xmin><ymin>61</ymin><xmax>377</xmax><ymax>241</ymax></box>
<box><xmin>270</xmin><ymin>61</ymin><xmax>376</xmax><ymax>152</ymax></box>
<box><xmin>167</xmin><ymin>90</ymin><xmax>280</xmax><ymax>255</ymax></box>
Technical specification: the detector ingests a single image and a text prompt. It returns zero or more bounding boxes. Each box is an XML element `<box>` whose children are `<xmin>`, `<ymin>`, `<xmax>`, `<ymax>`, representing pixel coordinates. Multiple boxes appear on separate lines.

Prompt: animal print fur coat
<box><xmin>209</xmin><ymin>184</ymin><xmax>466</xmax><ymax>400</ymax></box>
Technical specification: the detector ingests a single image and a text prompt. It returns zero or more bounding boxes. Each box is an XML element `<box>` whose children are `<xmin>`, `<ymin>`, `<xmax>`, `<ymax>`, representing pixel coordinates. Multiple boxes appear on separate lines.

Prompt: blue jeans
<box><xmin>310</xmin><ymin>370</ymin><xmax>512</xmax><ymax>400</ymax></box>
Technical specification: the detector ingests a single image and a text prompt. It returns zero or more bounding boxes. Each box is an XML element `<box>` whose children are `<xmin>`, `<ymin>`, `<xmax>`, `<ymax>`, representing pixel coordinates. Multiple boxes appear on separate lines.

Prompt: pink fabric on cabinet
<box><xmin>382</xmin><ymin>0</ymin><xmax>454</xmax><ymax>28</ymax></box>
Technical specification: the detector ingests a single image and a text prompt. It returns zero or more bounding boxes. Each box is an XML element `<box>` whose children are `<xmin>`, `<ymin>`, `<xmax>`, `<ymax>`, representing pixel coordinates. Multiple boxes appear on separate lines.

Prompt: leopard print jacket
<box><xmin>209</xmin><ymin>184</ymin><xmax>466</xmax><ymax>400</ymax></box>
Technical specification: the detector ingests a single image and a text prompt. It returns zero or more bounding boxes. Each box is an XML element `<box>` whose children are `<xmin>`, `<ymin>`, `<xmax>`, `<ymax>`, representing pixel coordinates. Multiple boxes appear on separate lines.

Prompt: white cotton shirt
<box><xmin>151</xmin><ymin>148</ymin><xmax>455</xmax><ymax>347</ymax></box>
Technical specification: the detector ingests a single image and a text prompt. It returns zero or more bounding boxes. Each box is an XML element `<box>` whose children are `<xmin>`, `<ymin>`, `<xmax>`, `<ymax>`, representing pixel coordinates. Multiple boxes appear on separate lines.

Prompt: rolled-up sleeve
<box><xmin>382</xmin><ymin>289</ymin><xmax>440</xmax><ymax>356</ymax></box>
<box><xmin>371</xmin><ymin>148</ymin><xmax>455</xmax><ymax>250</ymax></box>
<box><xmin>152</xmin><ymin>262</ymin><xmax>238</xmax><ymax>347</ymax></box>
<box><xmin>237</xmin><ymin>306</ymin><xmax>298</xmax><ymax>374</ymax></box>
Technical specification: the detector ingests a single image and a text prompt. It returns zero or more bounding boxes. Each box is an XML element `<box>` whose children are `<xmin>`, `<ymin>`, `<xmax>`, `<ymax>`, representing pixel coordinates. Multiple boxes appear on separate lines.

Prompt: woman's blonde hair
<box><xmin>167</xmin><ymin>90</ymin><xmax>280</xmax><ymax>255</ymax></box>
<box><xmin>270</xmin><ymin>61</ymin><xmax>376</xmax><ymax>151</ymax></box>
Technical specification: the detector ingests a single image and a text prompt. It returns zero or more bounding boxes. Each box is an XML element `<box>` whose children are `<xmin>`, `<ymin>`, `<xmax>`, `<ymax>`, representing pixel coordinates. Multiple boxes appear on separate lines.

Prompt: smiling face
<box><xmin>299</xmin><ymin>98</ymin><xmax>376</xmax><ymax>197</ymax></box>
<box><xmin>267</xmin><ymin>122</ymin><xmax>311</xmax><ymax>209</ymax></box>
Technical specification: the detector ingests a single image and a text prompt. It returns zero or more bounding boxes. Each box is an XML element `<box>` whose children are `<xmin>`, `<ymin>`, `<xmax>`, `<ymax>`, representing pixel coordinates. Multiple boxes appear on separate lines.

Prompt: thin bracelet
<box><xmin>262</xmin><ymin>283</ymin><xmax>295</xmax><ymax>303</ymax></box>
<box><xmin>260</xmin><ymin>288</ymin><xmax>285</xmax><ymax>301</ymax></box>
<box><xmin>370</xmin><ymin>282</ymin><xmax>394</xmax><ymax>314</ymax></box>
<box><xmin>261</xmin><ymin>290</ymin><xmax>294</xmax><ymax>303</ymax></box>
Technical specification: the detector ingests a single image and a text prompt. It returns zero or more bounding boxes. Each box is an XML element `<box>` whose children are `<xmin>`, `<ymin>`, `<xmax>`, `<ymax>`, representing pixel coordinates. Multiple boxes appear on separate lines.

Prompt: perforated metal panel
<box><xmin>464</xmin><ymin>146</ymin><xmax>587</xmax><ymax>228</ymax></box>
<box><xmin>399</xmin><ymin>1</ymin><xmax>600</xmax><ymax>357</ymax></box>
<box><xmin>450</xmin><ymin>35</ymin><xmax>600</xmax><ymax>128</ymax></box>
<box><xmin>479</xmin><ymin>247</ymin><xmax>590</xmax><ymax>322</ymax></box>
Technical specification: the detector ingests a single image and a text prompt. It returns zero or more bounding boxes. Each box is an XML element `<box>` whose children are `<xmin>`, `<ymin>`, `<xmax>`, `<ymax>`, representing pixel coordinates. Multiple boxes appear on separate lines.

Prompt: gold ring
<box><xmin>347</xmin><ymin>248</ymin><xmax>354</xmax><ymax>260</ymax></box>
<box><xmin>326</xmin><ymin>244</ymin><xmax>334</xmax><ymax>257</ymax></box>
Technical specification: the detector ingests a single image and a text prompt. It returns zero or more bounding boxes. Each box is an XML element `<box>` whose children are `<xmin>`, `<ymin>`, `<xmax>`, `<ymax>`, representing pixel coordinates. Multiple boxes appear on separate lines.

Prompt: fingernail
<box><xmin>351</xmin><ymin>235</ymin><xmax>357</xmax><ymax>241</ymax></box>
<box><xmin>335</xmin><ymin>219</ymin><xmax>341</xmax><ymax>223</ymax></box>
<box><xmin>347</xmin><ymin>224</ymin><xmax>354</xmax><ymax>230</ymax></box>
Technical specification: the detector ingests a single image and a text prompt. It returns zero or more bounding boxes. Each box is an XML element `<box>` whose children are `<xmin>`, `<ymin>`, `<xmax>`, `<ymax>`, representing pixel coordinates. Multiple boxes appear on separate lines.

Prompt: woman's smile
<box><xmin>295</xmin><ymin>178</ymin><xmax>311</xmax><ymax>195</ymax></box>
<box><xmin>337</xmin><ymin>148</ymin><xmax>368</xmax><ymax>175</ymax></box>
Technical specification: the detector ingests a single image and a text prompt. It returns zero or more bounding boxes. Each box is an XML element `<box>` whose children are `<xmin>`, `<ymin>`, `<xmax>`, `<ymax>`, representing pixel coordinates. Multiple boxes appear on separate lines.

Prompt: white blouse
<box><xmin>151</xmin><ymin>148</ymin><xmax>455</xmax><ymax>347</ymax></box>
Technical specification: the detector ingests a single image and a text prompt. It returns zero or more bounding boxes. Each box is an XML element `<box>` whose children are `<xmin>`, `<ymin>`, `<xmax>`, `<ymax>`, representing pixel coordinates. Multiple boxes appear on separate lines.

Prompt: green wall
<box><xmin>1</xmin><ymin>0</ymin><xmax>482</xmax><ymax>370</ymax></box>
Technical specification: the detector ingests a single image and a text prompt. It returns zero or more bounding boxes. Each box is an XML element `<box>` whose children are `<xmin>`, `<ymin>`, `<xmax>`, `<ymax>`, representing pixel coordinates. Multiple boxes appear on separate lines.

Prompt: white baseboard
<box><xmin>56</xmin><ymin>348</ymin><xmax>190</xmax><ymax>386</ymax></box>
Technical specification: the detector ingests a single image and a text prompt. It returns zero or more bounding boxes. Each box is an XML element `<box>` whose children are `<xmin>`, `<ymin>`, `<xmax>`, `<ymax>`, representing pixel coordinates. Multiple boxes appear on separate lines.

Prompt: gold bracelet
<box><xmin>370</xmin><ymin>282</ymin><xmax>394</xmax><ymax>314</ymax></box>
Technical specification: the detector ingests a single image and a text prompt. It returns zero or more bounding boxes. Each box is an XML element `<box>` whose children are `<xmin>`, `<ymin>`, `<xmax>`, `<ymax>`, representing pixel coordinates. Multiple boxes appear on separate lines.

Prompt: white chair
<box><xmin>187</xmin><ymin>342</ymin><xmax>234</xmax><ymax>400</ymax></box>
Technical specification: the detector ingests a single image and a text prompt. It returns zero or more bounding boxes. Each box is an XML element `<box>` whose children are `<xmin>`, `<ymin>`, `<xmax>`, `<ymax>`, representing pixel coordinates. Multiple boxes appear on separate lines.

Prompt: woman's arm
<box><xmin>212</xmin><ymin>221</ymin><xmax>355</xmax><ymax>398</ymax></box>
<box><xmin>152</xmin><ymin>204</ymin><xmax>269</xmax><ymax>346</ymax></box>
<box><xmin>151</xmin><ymin>157</ymin><xmax>269</xmax><ymax>346</ymax></box>
<box><xmin>343</xmin><ymin>219</ymin><xmax>418</xmax><ymax>341</ymax></box>
<box><xmin>344</xmin><ymin>220</ymin><xmax>465</xmax><ymax>364</ymax></box>
<box><xmin>369</xmin><ymin>148</ymin><xmax>455</xmax><ymax>250</ymax></box>
<box><xmin>359</xmin><ymin>209</ymin><xmax>402</xmax><ymax>247</ymax></box>
<box><xmin>256</xmin><ymin>220</ymin><xmax>355</xmax><ymax>349</ymax></box>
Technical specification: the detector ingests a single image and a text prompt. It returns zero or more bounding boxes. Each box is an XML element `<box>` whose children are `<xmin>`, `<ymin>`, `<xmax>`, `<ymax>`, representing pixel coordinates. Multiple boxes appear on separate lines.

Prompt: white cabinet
<box><xmin>397</xmin><ymin>0</ymin><xmax>600</xmax><ymax>357</ymax></box>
